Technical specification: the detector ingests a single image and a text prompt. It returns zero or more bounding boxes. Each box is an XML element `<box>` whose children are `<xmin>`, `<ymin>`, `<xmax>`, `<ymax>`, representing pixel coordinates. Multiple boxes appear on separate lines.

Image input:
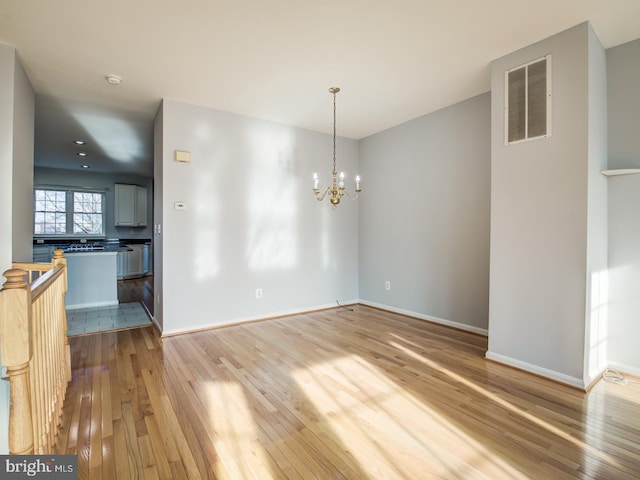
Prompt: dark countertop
<box><xmin>34</xmin><ymin>238</ymin><xmax>151</xmax><ymax>247</ymax></box>
<box><xmin>119</xmin><ymin>239</ymin><xmax>151</xmax><ymax>245</ymax></box>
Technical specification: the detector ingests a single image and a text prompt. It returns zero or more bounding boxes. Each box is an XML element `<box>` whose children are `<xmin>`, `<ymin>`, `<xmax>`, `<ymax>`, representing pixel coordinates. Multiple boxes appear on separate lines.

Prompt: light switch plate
<box><xmin>174</xmin><ymin>150</ymin><xmax>191</xmax><ymax>163</ymax></box>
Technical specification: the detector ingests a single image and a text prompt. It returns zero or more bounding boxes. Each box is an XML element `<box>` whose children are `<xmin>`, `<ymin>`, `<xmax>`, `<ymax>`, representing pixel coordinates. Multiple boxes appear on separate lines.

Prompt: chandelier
<box><xmin>312</xmin><ymin>87</ymin><xmax>361</xmax><ymax>206</ymax></box>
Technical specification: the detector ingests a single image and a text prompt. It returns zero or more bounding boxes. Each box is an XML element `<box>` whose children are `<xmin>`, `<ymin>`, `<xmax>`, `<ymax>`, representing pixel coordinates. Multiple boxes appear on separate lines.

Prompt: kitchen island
<box><xmin>65</xmin><ymin>251</ymin><xmax>118</xmax><ymax>310</ymax></box>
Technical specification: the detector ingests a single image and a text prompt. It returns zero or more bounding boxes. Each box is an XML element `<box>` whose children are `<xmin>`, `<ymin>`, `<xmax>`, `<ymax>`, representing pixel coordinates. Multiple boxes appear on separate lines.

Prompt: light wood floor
<box><xmin>55</xmin><ymin>305</ymin><xmax>640</xmax><ymax>479</ymax></box>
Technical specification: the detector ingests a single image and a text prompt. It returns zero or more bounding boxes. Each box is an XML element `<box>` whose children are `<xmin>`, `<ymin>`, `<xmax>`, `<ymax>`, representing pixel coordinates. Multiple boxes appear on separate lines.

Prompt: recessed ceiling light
<box><xmin>105</xmin><ymin>74</ymin><xmax>122</xmax><ymax>85</ymax></box>
<box><xmin>77</xmin><ymin>152</ymin><xmax>87</xmax><ymax>157</ymax></box>
<box><xmin>73</xmin><ymin>140</ymin><xmax>86</xmax><ymax>145</ymax></box>
<box><xmin>81</xmin><ymin>165</ymin><xmax>90</xmax><ymax>169</ymax></box>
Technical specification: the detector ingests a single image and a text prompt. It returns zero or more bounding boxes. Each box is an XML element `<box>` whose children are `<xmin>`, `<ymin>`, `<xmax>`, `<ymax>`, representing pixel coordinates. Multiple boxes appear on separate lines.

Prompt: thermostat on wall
<box><xmin>174</xmin><ymin>150</ymin><xmax>191</xmax><ymax>163</ymax></box>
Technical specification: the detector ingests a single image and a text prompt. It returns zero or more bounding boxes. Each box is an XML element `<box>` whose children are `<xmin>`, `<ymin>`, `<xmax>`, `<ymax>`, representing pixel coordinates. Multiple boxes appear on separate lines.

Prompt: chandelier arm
<box><xmin>342</xmin><ymin>190</ymin><xmax>360</xmax><ymax>201</ymax></box>
<box><xmin>313</xmin><ymin>186</ymin><xmax>331</xmax><ymax>202</ymax></box>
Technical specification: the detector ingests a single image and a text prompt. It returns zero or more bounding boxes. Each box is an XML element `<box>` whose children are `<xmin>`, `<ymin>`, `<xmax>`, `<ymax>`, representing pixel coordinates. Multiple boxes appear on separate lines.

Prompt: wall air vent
<box><xmin>505</xmin><ymin>54</ymin><xmax>552</xmax><ymax>145</ymax></box>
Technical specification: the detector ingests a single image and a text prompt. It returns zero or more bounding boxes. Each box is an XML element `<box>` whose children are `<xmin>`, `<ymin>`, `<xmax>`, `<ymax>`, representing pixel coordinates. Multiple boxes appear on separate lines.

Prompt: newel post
<box><xmin>51</xmin><ymin>249</ymin><xmax>71</xmax><ymax>382</ymax></box>
<box><xmin>52</xmin><ymin>249</ymin><xmax>67</xmax><ymax>293</ymax></box>
<box><xmin>0</xmin><ymin>268</ymin><xmax>34</xmax><ymax>455</ymax></box>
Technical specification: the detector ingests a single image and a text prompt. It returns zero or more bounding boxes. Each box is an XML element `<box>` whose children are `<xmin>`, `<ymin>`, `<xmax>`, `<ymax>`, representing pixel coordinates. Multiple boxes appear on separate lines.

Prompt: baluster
<box><xmin>32</xmin><ymin>300</ymin><xmax>43</xmax><ymax>453</ymax></box>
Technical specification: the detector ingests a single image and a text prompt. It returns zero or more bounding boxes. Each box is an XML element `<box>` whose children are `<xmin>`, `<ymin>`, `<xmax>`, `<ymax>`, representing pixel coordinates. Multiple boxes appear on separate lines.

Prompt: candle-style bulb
<box><xmin>339</xmin><ymin>171</ymin><xmax>345</xmax><ymax>188</ymax></box>
<box><xmin>313</xmin><ymin>172</ymin><xmax>319</xmax><ymax>189</ymax></box>
<box><xmin>355</xmin><ymin>175</ymin><xmax>361</xmax><ymax>190</ymax></box>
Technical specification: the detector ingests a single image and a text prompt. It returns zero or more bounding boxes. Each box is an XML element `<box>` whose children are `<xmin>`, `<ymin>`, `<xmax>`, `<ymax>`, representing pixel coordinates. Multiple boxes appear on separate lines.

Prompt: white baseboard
<box><xmin>65</xmin><ymin>300</ymin><xmax>119</xmax><ymax>311</ymax></box>
<box><xmin>607</xmin><ymin>361</ymin><xmax>640</xmax><ymax>378</ymax></box>
<box><xmin>161</xmin><ymin>301</ymin><xmax>358</xmax><ymax>337</ymax></box>
<box><xmin>358</xmin><ymin>300</ymin><xmax>488</xmax><ymax>336</ymax></box>
<box><xmin>485</xmin><ymin>351</ymin><xmax>586</xmax><ymax>389</ymax></box>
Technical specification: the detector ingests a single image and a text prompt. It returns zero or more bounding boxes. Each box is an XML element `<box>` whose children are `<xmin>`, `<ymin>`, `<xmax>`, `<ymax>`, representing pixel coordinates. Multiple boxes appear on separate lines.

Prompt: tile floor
<box><xmin>67</xmin><ymin>302</ymin><xmax>152</xmax><ymax>336</ymax></box>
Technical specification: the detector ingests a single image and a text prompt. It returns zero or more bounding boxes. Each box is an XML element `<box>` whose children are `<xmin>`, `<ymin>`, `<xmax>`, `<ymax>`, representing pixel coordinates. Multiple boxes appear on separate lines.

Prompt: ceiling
<box><xmin>2</xmin><ymin>1</ymin><xmax>640</xmax><ymax>176</ymax></box>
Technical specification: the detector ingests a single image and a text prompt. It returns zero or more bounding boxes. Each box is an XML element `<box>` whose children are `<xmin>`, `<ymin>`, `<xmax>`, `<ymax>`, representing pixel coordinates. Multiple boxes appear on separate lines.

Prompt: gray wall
<box><xmin>0</xmin><ymin>44</ymin><xmax>35</xmax><ymax>266</ymax></box>
<box><xmin>0</xmin><ymin>45</ymin><xmax>14</xmax><ymax>270</ymax></box>
<box><xmin>158</xmin><ymin>99</ymin><xmax>359</xmax><ymax>334</ymax></box>
<box><xmin>33</xmin><ymin>167</ymin><xmax>153</xmax><ymax>240</ymax></box>
<box><xmin>0</xmin><ymin>44</ymin><xmax>35</xmax><ymax>453</ymax></box>
<box><xmin>11</xmin><ymin>55</ymin><xmax>35</xmax><ymax>263</ymax></box>
<box><xmin>607</xmin><ymin>38</ymin><xmax>640</xmax><ymax>375</ymax></box>
<box><xmin>584</xmin><ymin>27</ymin><xmax>608</xmax><ymax>383</ymax></box>
<box><xmin>488</xmin><ymin>23</ymin><xmax>608</xmax><ymax>388</ymax></box>
<box><xmin>358</xmin><ymin>93</ymin><xmax>491</xmax><ymax>333</ymax></box>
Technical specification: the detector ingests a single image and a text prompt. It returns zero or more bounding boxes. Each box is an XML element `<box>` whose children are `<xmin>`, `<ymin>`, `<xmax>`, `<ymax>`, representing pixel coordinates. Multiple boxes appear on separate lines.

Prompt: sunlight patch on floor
<box><xmin>389</xmin><ymin>337</ymin><xmax>628</xmax><ymax>472</ymax></box>
<box><xmin>204</xmin><ymin>381</ymin><xmax>275</xmax><ymax>479</ymax></box>
<box><xmin>291</xmin><ymin>354</ymin><xmax>527</xmax><ymax>479</ymax></box>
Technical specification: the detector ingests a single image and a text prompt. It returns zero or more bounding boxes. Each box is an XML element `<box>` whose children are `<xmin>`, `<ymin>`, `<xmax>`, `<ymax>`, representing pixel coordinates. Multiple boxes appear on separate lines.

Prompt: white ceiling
<box><xmin>2</xmin><ymin>0</ymin><xmax>640</xmax><ymax>176</ymax></box>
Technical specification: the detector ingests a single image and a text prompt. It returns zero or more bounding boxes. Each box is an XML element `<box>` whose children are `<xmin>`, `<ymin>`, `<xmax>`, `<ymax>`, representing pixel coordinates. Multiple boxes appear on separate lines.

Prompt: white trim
<box><xmin>161</xmin><ymin>301</ymin><xmax>358</xmax><ymax>337</ymax></box>
<box><xmin>35</xmin><ymin>184</ymin><xmax>107</xmax><ymax>194</ymax></box>
<box><xmin>546</xmin><ymin>53</ymin><xmax>552</xmax><ymax>138</ymax></box>
<box><xmin>485</xmin><ymin>351</ymin><xmax>585</xmax><ymax>389</ymax></box>
<box><xmin>600</xmin><ymin>168</ymin><xmax>640</xmax><ymax>176</ymax></box>
<box><xmin>358</xmin><ymin>300</ymin><xmax>488</xmax><ymax>336</ymax></box>
<box><xmin>607</xmin><ymin>361</ymin><xmax>640</xmax><ymax>378</ymax></box>
<box><xmin>65</xmin><ymin>300</ymin><xmax>119</xmax><ymax>311</ymax></box>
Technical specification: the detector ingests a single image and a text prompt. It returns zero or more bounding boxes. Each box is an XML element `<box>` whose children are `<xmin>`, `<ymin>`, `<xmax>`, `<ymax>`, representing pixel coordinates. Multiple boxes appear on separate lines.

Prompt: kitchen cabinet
<box><xmin>135</xmin><ymin>186</ymin><xmax>147</xmax><ymax>227</ymax></box>
<box><xmin>125</xmin><ymin>244</ymin><xmax>144</xmax><ymax>278</ymax></box>
<box><xmin>115</xmin><ymin>184</ymin><xmax>147</xmax><ymax>227</ymax></box>
<box><xmin>143</xmin><ymin>243</ymin><xmax>150</xmax><ymax>274</ymax></box>
<box><xmin>116</xmin><ymin>251</ymin><xmax>126</xmax><ymax>280</ymax></box>
<box><xmin>116</xmin><ymin>243</ymin><xmax>151</xmax><ymax>280</ymax></box>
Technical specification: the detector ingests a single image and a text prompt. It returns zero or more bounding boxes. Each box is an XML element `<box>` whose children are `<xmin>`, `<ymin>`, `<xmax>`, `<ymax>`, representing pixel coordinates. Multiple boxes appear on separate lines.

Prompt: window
<box><xmin>505</xmin><ymin>55</ymin><xmax>551</xmax><ymax>144</ymax></box>
<box><xmin>34</xmin><ymin>190</ymin><xmax>66</xmax><ymax>234</ymax></box>
<box><xmin>34</xmin><ymin>188</ymin><xmax>105</xmax><ymax>237</ymax></box>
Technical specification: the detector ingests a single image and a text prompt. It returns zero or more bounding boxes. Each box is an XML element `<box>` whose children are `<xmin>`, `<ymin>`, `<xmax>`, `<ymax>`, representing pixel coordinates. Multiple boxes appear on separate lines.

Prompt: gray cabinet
<box><xmin>115</xmin><ymin>184</ymin><xmax>147</xmax><ymax>227</ymax></box>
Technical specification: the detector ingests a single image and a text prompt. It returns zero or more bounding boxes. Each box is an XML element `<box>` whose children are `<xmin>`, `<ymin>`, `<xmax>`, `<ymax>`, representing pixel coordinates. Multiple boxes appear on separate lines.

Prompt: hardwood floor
<box><xmin>117</xmin><ymin>275</ymin><xmax>154</xmax><ymax>315</ymax></box>
<box><xmin>55</xmin><ymin>305</ymin><xmax>640</xmax><ymax>479</ymax></box>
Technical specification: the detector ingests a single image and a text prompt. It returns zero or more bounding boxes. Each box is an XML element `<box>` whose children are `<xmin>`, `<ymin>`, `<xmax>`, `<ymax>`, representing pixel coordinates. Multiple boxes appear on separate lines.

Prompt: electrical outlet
<box><xmin>385</xmin><ymin>281</ymin><xmax>391</xmax><ymax>291</ymax></box>
<box><xmin>256</xmin><ymin>288</ymin><xmax>263</xmax><ymax>299</ymax></box>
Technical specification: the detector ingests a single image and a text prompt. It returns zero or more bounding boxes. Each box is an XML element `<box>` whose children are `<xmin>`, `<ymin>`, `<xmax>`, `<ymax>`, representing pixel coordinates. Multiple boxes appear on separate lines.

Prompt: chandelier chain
<box><xmin>332</xmin><ymin>89</ymin><xmax>337</xmax><ymax>177</ymax></box>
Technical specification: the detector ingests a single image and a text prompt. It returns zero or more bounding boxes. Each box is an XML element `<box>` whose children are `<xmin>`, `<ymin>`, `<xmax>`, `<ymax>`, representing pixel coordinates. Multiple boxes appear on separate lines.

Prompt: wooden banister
<box><xmin>0</xmin><ymin>249</ymin><xmax>70</xmax><ymax>454</ymax></box>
